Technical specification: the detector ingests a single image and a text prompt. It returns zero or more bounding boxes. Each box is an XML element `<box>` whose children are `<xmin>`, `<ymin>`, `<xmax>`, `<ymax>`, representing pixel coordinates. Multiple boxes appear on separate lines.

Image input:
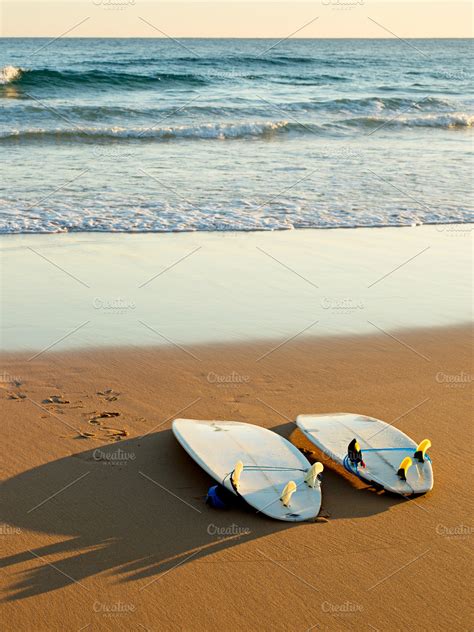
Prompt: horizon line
<box><xmin>1</xmin><ymin>35</ymin><xmax>472</xmax><ymax>39</ymax></box>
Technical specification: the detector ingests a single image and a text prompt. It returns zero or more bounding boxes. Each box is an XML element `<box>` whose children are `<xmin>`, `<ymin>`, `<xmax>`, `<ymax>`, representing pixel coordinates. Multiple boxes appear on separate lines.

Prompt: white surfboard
<box><xmin>172</xmin><ymin>418</ymin><xmax>323</xmax><ymax>521</ymax></box>
<box><xmin>296</xmin><ymin>413</ymin><xmax>433</xmax><ymax>496</ymax></box>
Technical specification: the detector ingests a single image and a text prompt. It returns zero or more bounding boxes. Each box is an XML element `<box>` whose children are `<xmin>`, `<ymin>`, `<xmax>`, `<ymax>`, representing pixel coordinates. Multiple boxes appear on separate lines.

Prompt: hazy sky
<box><xmin>1</xmin><ymin>1</ymin><xmax>472</xmax><ymax>38</ymax></box>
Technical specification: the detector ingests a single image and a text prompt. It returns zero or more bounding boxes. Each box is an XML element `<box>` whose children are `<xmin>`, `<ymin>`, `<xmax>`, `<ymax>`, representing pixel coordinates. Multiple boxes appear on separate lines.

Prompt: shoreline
<box><xmin>1</xmin><ymin>221</ymin><xmax>473</xmax><ymax>236</ymax></box>
<box><xmin>1</xmin><ymin>321</ymin><xmax>472</xmax><ymax>359</ymax></box>
<box><xmin>1</xmin><ymin>324</ymin><xmax>472</xmax><ymax>630</ymax></box>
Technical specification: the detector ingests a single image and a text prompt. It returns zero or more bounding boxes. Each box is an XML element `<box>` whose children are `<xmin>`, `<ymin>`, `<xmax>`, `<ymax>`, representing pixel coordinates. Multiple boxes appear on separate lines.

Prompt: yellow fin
<box><xmin>397</xmin><ymin>456</ymin><xmax>412</xmax><ymax>481</ymax></box>
<box><xmin>280</xmin><ymin>481</ymin><xmax>297</xmax><ymax>507</ymax></box>
<box><xmin>231</xmin><ymin>461</ymin><xmax>244</xmax><ymax>491</ymax></box>
<box><xmin>414</xmin><ymin>439</ymin><xmax>431</xmax><ymax>462</ymax></box>
<box><xmin>305</xmin><ymin>462</ymin><xmax>324</xmax><ymax>488</ymax></box>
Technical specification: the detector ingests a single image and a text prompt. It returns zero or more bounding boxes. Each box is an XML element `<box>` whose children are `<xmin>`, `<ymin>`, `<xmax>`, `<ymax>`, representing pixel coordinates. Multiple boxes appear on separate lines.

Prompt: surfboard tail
<box><xmin>414</xmin><ymin>439</ymin><xmax>431</xmax><ymax>463</ymax></box>
<box><xmin>280</xmin><ymin>481</ymin><xmax>297</xmax><ymax>507</ymax></box>
<box><xmin>305</xmin><ymin>462</ymin><xmax>324</xmax><ymax>488</ymax></box>
<box><xmin>397</xmin><ymin>456</ymin><xmax>413</xmax><ymax>481</ymax></box>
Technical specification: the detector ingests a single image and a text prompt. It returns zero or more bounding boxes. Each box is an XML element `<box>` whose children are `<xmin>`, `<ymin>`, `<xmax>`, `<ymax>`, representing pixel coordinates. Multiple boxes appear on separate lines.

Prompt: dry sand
<box><xmin>1</xmin><ymin>325</ymin><xmax>472</xmax><ymax>631</ymax></box>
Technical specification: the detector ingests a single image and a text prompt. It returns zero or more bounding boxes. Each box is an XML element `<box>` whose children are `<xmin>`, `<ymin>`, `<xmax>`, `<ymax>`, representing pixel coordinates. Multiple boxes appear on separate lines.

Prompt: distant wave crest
<box><xmin>340</xmin><ymin>112</ymin><xmax>474</xmax><ymax>130</ymax></box>
<box><xmin>1</xmin><ymin>120</ymin><xmax>295</xmax><ymax>141</ymax></box>
<box><xmin>3</xmin><ymin>112</ymin><xmax>471</xmax><ymax>143</ymax></box>
<box><xmin>0</xmin><ymin>65</ymin><xmax>207</xmax><ymax>88</ymax></box>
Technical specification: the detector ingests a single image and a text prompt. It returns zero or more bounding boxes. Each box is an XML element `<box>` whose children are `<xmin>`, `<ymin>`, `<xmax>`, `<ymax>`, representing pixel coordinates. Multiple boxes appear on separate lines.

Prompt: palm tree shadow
<box><xmin>1</xmin><ymin>429</ymin><xmax>293</xmax><ymax>601</ymax></box>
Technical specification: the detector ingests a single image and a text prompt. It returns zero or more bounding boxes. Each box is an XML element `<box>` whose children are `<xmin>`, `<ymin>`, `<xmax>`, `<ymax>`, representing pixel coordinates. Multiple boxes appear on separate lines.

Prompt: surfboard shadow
<box><xmin>1</xmin><ymin>429</ymin><xmax>300</xmax><ymax>601</ymax></box>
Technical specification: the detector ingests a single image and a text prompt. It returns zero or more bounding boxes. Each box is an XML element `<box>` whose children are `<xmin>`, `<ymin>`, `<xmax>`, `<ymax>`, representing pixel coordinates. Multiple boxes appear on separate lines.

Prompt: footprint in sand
<box><xmin>8</xmin><ymin>392</ymin><xmax>26</xmax><ymax>400</ymax></box>
<box><xmin>97</xmin><ymin>388</ymin><xmax>121</xmax><ymax>402</ymax></box>
<box><xmin>84</xmin><ymin>411</ymin><xmax>128</xmax><ymax>442</ymax></box>
<box><xmin>42</xmin><ymin>394</ymin><xmax>70</xmax><ymax>404</ymax></box>
<box><xmin>1</xmin><ymin>378</ymin><xmax>23</xmax><ymax>391</ymax></box>
<box><xmin>88</xmin><ymin>411</ymin><xmax>121</xmax><ymax>423</ymax></box>
<box><xmin>103</xmin><ymin>427</ymin><xmax>128</xmax><ymax>441</ymax></box>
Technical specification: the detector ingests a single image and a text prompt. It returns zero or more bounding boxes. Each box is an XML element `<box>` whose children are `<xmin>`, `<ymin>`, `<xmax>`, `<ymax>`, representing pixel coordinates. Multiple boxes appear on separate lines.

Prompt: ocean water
<box><xmin>0</xmin><ymin>38</ymin><xmax>473</xmax><ymax>233</ymax></box>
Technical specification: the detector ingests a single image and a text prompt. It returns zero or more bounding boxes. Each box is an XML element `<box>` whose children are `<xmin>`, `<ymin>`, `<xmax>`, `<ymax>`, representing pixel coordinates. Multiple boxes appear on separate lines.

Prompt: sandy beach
<box><xmin>1</xmin><ymin>324</ymin><xmax>472</xmax><ymax>631</ymax></box>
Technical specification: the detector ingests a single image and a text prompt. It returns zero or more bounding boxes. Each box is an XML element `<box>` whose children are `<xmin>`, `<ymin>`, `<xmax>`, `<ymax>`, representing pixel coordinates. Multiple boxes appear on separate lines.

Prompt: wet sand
<box><xmin>1</xmin><ymin>224</ymin><xmax>472</xmax><ymax>352</ymax></box>
<box><xmin>0</xmin><ymin>325</ymin><xmax>472</xmax><ymax>630</ymax></box>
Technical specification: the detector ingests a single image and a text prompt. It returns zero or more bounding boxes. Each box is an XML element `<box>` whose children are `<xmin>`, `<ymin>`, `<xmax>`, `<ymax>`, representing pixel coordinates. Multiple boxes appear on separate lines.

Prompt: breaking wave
<box><xmin>0</xmin><ymin>120</ymin><xmax>298</xmax><ymax>141</ymax></box>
